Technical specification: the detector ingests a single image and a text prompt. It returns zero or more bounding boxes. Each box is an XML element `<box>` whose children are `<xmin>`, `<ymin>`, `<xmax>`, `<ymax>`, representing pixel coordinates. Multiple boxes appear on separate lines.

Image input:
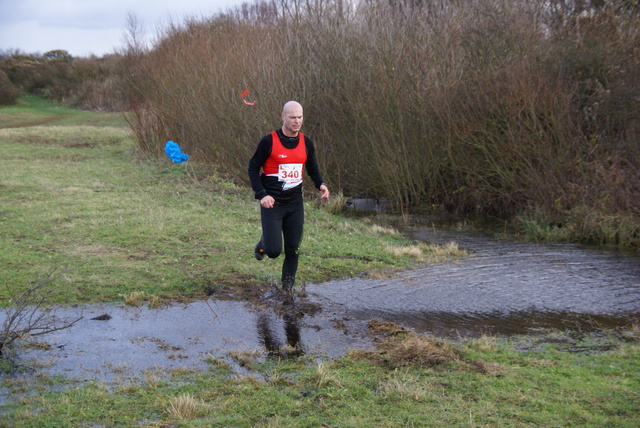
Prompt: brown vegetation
<box><xmin>119</xmin><ymin>0</ymin><xmax>639</xmax><ymax>248</ymax></box>
<box><xmin>0</xmin><ymin>69</ymin><xmax>20</xmax><ymax>105</ymax></box>
<box><xmin>349</xmin><ymin>319</ymin><xmax>459</xmax><ymax>369</ymax></box>
<box><xmin>0</xmin><ymin>49</ymin><xmax>127</xmax><ymax>111</ymax></box>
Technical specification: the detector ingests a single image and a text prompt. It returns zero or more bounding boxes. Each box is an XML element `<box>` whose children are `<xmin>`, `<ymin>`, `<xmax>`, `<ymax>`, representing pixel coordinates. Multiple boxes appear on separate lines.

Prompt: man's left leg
<box><xmin>281</xmin><ymin>200</ymin><xmax>304</xmax><ymax>291</ymax></box>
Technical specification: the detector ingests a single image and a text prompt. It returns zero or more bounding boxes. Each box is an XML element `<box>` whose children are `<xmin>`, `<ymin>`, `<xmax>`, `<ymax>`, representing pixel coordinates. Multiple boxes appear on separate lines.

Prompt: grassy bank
<box><xmin>1</xmin><ymin>99</ymin><xmax>638</xmax><ymax>426</ymax></box>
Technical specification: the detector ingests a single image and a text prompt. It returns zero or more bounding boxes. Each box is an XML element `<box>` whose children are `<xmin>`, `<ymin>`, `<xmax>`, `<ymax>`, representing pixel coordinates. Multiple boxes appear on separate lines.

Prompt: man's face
<box><xmin>282</xmin><ymin>104</ymin><xmax>303</xmax><ymax>136</ymax></box>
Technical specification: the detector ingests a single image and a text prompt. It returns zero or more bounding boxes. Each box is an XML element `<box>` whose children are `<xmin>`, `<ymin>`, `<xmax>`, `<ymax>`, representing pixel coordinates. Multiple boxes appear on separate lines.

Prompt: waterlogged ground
<box><xmin>310</xmin><ymin>227</ymin><xmax>640</xmax><ymax>337</ymax></box>
<box><xmin>2</xmin><ymin>226</ymin><xmax>639</xmax><ymax>400</ymax></box>
<box><xmin>1</xmin><ymin>291</ymin><xmax>372</xmax><ymax>390</ymax></box>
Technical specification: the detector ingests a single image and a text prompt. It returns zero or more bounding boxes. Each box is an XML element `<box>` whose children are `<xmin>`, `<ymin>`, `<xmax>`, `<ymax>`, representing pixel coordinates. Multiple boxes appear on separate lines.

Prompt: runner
<box><xmin>248</xmin><ymin>101</ymin><xmax>330</xmax><ymax>291</ymax></box>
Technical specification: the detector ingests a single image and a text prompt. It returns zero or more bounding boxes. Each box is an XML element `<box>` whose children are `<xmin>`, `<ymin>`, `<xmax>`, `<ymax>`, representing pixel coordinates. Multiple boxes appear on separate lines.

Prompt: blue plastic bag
<box><xmin>165</xmin><ymin>141</ymin><xmax>190</xmax><ymax>163</ymax></box>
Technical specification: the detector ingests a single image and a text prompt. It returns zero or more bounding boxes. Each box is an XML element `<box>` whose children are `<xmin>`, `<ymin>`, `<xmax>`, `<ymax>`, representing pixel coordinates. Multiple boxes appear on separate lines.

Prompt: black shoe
<box><xmin>254</xmin><ymin>241</ymin><xmax>265</xmax><ymax>260</ymax></box>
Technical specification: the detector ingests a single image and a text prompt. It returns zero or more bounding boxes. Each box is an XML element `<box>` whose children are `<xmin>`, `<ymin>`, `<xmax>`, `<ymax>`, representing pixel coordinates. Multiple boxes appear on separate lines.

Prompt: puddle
<box><xmin>307</xmin><ymin>227</ymin><xmax>640</xmax><ymax>337</ymax></box>
<box><xmin>0</xmin><ymin>290</ymin><xmax>373</xmax><ymax>403</ymax></box>
<box><xmin>2</xmin><ymin>294</ymin><xmax>371</xmax><ymax>380</ymax></box>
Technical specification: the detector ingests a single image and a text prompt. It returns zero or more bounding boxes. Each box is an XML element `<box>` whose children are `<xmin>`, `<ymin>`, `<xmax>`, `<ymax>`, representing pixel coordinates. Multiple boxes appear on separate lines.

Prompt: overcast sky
<box><xmin>0</xmin><ymin>0</ymin><xmax>247</xmax><ymax>57</ymax></box>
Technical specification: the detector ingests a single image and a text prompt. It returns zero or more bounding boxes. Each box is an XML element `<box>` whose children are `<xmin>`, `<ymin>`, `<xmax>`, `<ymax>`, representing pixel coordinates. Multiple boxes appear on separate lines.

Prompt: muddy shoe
<box><xmin>282</xmin><ymin>278</ymin><xmax>294</xmax><ymax>293</ymax></box>
<box><xmin>254</xmin><ymin>241</ymin><xmax>265</xmax><ymax>260</ymax></box>
<box><xmin>282</xmin><ymin>289</ymin><xmax>295</xmax><ymax>305</ymax></box>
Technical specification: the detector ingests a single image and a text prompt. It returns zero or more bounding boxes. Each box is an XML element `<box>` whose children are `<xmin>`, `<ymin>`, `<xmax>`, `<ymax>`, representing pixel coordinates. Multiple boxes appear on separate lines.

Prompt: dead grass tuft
<box><xmin>422</xmin><ymin>241</ymin><xmax>467</xmax><ymax>258</ymax></box>
<box><xmin>368</xmin><ymin>319</ymin><xmax>411</xmax><ymax>338</ymax></box>
<box><xmin>385</xmin><ymin>241</ymin><xmax>466</xmax><ymax>261</ymax></box>
<box><xmin>468</xmin><ymin>360</ymin><xmax>506</xmax><ymax>376</ymax></box>
<box><xmin>469</xmin><ymin>334</ymin><xmax>499</xmax><ymax>352</ymax></box>
<box><xmin>370</xmin><ymin>224</ymin><xmax>399</xmax><ymax>236</ymax></box>
<box><xmin>227</xmin><ymin>348</ymin><xmax>263</xmax><ymax>368</ymax></box>
<box><xmin>377</xmin><ymin>370</ymin><xmax>431</xmax><ymax>401</ymax></box>
<box><xmin>379</xmin><ymin>335</ymin><xmax>459</xmax><ymax>368</ymax></box>
<box><xmin>167</xmin><ymin>393</ymin><xmax>208</xmax><ymax>420</ymax></box>
<box><xmin>385</xmin><ymin>244</ymin><xmax>424</xmax><ymax>260</ymax></box>
<box><xmin>312</xmin><ymin>362</ymin><xmax>342</xmax><ymax>388</ymax></box>
<box><xmin>349</xmin><ymin>320</ymin><xmax>459</xmax><ymax>369</ymax></box>
<box><xmin>317</xmin><ymin>192</ymin><xmax>348</xmax><ymax>215</ymax></box>
<box><xmin>147</xmin><ymin>294</ymin><xmax>164</xmax><ymax>309</ymax></box>
<box><xmin>352</xmin><ymin>321</ymin><xmax>509</xmax><ymax>376</ymax></box>
<box><xmin>616</xmin><ymin>322</ymin><xmax>640</xmax><ymax>342</ymax></box>
<box><xmin>142</xmin><ymin>366</ymin><xmax>168</xmax><ymax>388</ymax></box>
<box><xmin>205</xmin><ymin>353</ymin><xmax>232</xmax><ymax>371</ymax></box>
<box><xmin>123</xmin><ymin>291</ymin><xmax>145</xmax><ymax>306</ymax></box>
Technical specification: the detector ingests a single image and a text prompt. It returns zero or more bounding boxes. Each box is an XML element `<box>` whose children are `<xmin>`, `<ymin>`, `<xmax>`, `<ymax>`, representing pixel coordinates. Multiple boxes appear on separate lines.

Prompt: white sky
<box><xmin>0</xmin><ymin>0</ymin><xmax>248</xmax><ymax>57</ymax></box>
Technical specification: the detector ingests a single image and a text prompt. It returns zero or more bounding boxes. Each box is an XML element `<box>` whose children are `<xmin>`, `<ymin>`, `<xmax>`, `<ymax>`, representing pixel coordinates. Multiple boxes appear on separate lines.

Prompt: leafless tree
<box><xmin>1</xmin><ymin>268</ymin><xmax>84</xmax><ymax>358</ymax></box>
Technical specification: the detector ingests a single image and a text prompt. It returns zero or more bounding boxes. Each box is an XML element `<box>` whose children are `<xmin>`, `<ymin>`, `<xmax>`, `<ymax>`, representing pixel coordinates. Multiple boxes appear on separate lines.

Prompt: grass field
<box><xmin>0</xmin><ymin>97</ymin><xmax>437</xmax><ymax>306</ymax></box>
<box><xmin>1</xmin><ymin>98</ymin><xmax>638</xmax><ymax>427</ymax></box>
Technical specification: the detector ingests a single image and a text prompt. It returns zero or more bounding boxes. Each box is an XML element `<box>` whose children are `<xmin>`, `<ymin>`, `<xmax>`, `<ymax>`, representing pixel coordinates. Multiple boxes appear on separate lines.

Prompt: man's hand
<box><xmin>260</xmin><ymin>195</ymin><xmax>275</xmax><ymax>208</ymax></box>
<box><xmin>319</xmin><ymin>184</ymin><xmax>330</xmax><ymax>200</ymax></box>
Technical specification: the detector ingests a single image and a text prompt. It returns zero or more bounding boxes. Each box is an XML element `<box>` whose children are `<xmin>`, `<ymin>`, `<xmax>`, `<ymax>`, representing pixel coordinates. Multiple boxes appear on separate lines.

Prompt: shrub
<box><xmin>0</xmin><ymin>69</ymin><xmax>20</xmax><ymax>105</ymax></box>
<box><xmin>0</xmin><ymin>51</ymin><xmax>128</xmax><ymax>111</ymax></box>
<box><xmin>121</xmin><ymin>0</ymin><xmax>640</xmax><ymax>242</ymax></box>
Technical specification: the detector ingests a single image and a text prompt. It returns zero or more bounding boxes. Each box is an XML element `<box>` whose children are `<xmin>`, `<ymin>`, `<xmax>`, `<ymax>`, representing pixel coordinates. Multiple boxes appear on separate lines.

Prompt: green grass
<box><xmin>0</xmin><ymin>95</ymin><xmax>125</xmax><ymax>128</ymax></box>
<box><xmin>1</xmin><ymin>330</ymin><xmax>638</xmax><ymax>427</ymax></box>
<box><xmin>0</xmin><ymin>97</ymin><xmax>442</xmax><ymax>305</ymax></box>
<box><xmin>1</xmin><ymin>97</ymin><xmax>638</xmax><ymax>427</ymax></box>
<box><xmin>517</xmin><ymin>210</ymin><xmax>640</xmax><ymax>252</ymax></box>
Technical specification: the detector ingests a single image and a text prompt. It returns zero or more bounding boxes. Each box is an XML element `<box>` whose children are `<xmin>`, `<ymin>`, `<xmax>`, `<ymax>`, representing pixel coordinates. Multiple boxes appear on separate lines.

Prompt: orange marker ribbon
<box><xmin>241</xmin><ymin>89</ymin><xmax>256</xmax><ymax>105</ymax></box>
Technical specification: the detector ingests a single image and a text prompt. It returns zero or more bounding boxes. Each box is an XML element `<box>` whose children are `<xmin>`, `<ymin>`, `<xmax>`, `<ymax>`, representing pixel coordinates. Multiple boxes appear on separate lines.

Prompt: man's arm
<box><xmin>248</xmin><ymin>135</ymin><xmax>272</xmax><ymax>200</ymax></box>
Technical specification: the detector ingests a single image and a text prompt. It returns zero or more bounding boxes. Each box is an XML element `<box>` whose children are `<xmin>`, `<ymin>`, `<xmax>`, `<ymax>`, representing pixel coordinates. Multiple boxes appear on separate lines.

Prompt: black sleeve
<box><xmin>304</xmin><ymin>137</ymin><xmax>325</xmax><ymax>190</ymax></box>
<box><xmin>248</xmin><ymin>134</ymin><xmax>272</xmax><ymax>200</ymax></box>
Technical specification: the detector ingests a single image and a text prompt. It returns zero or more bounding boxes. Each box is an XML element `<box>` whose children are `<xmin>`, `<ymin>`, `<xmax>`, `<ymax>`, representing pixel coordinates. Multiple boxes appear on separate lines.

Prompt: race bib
<box><xmin>278</xmin><ymin>163</ymin><xmax>303</xmax><ymax>184</ymax></box>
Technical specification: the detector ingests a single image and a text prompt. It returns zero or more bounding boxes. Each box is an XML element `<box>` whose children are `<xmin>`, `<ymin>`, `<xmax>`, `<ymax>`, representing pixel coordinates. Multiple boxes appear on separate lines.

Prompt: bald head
<box><xmin>281</xmin><ymin>101</ymin><xmax>304</xmax><ymax>137</ymax></box>
<box><xmin>282</xmin><ymin>101</ymin><xmax>303</xmax><ymax>115</ymax></box>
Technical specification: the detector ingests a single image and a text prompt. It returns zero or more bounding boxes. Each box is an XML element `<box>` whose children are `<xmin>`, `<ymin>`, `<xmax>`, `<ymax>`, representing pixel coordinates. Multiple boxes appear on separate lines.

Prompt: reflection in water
<box><xmin>347</xmin><ymin>309</ymin><xmax>637</xmax><ymax>338</ymax></box>
<box><xmin>256</xmin><ymin>306</ymin><xmax>304</xmax><ymax>357</ymax></box>
<box><xmin>284</xmin><ymin>312</ymin><xmax>302</xmax><ymax>349</ymax></box>
<box><xmin>0</xmin><ymin>298</ymin><xmax>374</xmax><ymax>389</ymax></box>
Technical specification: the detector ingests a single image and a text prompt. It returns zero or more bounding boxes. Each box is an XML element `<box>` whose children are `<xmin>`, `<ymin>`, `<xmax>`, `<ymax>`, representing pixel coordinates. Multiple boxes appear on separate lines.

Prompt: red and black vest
<box><xmin>263</xmin><ymin>131</ymin><xmax>307</xmax><ymax>178</ymax></box>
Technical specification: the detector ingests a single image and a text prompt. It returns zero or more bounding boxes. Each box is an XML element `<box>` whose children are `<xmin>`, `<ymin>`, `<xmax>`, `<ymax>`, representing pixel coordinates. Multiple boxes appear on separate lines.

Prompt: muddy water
<box><xmin>3</xmin><ymin>226</ymin><xmax>639</xmax><ymax>395</ymax></box>
<box><xmin>307</xmin><ymin>227</ymin><xmax>640</xmax><ymax>337</ymax></box>
<box><xmin>2</xmin><ymin>294</ymin><xmax>372</xmax><ymax>387</ymax></box>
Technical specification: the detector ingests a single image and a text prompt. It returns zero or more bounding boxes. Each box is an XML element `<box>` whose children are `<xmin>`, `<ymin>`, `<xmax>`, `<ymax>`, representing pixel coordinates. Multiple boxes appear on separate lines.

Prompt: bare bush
<box><xmin>122</xmin><ymin>0</ymin><xmax>640</xmax><ymax>243</ymax></box>
<box><xmin>1</xmin><ymin>268</ymin><xmax>83</xmax><ymax>358</ymax></box>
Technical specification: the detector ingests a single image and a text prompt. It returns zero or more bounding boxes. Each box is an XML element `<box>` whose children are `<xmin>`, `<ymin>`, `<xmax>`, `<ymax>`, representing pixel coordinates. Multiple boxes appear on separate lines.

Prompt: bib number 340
<box><xmin>278</xmin><ymin>164</ymin><xmax>303</xmax><ymax>183</ymax></box>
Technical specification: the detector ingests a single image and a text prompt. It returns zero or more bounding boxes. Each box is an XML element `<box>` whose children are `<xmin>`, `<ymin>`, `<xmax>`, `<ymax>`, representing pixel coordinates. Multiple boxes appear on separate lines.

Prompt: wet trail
<box><xmin>2</xmin><ymin>226</ymin><xmax>639</xmax><ymax>393</ymax></box>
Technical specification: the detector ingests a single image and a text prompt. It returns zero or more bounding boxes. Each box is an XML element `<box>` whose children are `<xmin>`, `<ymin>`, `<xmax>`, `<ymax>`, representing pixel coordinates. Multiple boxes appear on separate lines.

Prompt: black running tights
<box><xmin>260</xmin><ymin>198</ymin><xmax>304</xmax><ymax>288</ymax></box>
